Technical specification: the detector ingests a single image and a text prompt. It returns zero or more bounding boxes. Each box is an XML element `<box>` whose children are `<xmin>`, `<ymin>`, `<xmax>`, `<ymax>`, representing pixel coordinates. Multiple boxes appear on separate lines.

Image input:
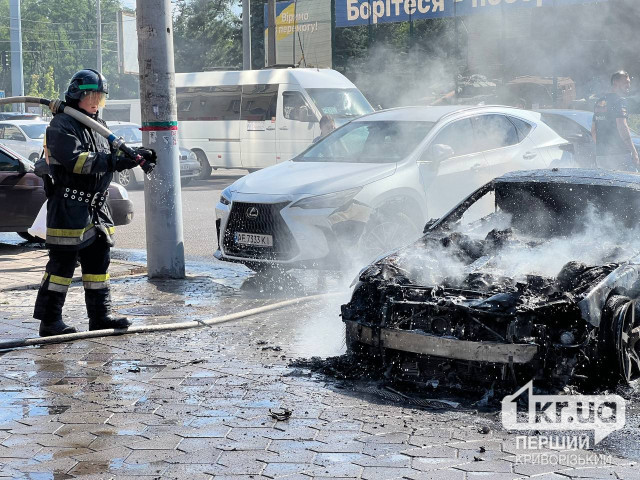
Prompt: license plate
<box><xmin>234</xmin><ymin>232</ymin><xmax>273</xmax><ymax>247</ymax></box>
<box><xmin>180</xmin><ymin>164</ymin><xmax>190</xmax><ymax>171</ymax></box>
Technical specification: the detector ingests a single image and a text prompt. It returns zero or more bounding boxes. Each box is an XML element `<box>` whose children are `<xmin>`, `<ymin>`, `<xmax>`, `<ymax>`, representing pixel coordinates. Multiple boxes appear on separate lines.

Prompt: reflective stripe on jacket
<box><xmin>45</xmin><ymin>111</ymin><xmax>117</xmax><ymax>251</ymax></box>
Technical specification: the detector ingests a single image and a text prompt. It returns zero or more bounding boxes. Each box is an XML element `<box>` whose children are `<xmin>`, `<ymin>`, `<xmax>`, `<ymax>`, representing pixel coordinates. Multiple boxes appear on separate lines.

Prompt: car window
<box><xmin>473</xmin><ymin>114</ymin><xmax>519</xmax><ymax>151</ymax></box>
<box><xmin>176</xmin><ymin>85</ymin><xmax>242</xmax><ymax>121</ymax></box>
<box><xmin>0</xmin><ymin>124</ymin><xmax>26</xmax><ymax>141</ymax></box>
<box><xmin>297</xmin><ymin>121</ymin><xmax>435</xmax><ymax>164</ymax></box>
<box><xmin>283</xmin><ymin>91</ymin><xmax>315</xmax><ymax>122</ymax></box>
<box><xmin>540</xmin><ymin>113</ymin><xmax>588</xmax><ymax>139</ymax></box>
<box><xmin>0</xmin><ymin>149</ymin><xmax>19</xmax><ymax>171</ymax></box>
<box><xmin>20</xmin><ymin>123</ymin><xmax>46</xmax><ymax>140</ymax></box>
<box><xmin>240</xmin><ymin>84</ymin><xmax>278</xmax><ymax>122</ymax></box>
<box><xmin>508</xmin><ymin>116</ymin><xmax>534</xmax><ymax>142</ymax></box>
<box><xmin>115</xmin><ymin>126</ymin><xmax>142</xmax><ymax>143</ymax></box>
<box><xmin>430</xmin><ymin>119</ymin><xmax>477</xmax><ymax>157</ymax></box>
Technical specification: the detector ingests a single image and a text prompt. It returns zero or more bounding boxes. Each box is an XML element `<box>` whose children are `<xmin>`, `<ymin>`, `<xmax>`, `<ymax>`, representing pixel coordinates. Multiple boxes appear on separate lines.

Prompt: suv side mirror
<box><xmin>418</xmin><ymin>144</ymin><xmax>454</xmax><ymax>165</ymax></box>
<box><xmin>17</xmin><ymin>161</ymin><xmax>28</xmax><ymax>174</ymax></box>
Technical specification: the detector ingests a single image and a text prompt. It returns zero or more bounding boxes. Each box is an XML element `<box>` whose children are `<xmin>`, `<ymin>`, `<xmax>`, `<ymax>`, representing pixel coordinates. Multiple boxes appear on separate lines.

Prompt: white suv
<box><xmin>215</xmin><ymin>105</ymin><xmax>573</xmax><ymax>271</ymax></box>
<box><xmin>0</xmin><ymin>120</ymin><xmax>48</xmax><ymax>162</ymax></box>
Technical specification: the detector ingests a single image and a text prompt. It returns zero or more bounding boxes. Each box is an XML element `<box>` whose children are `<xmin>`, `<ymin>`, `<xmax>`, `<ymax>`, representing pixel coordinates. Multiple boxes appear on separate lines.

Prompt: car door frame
<box><xmin>276</xmin><ymin>85</ymin><xmax>320</xmax><ymax>163</ymax></box>
<box><xmin>416</xmin><ymin>114</ymin><xmax>493</xmax><ymax>219</ymax></box>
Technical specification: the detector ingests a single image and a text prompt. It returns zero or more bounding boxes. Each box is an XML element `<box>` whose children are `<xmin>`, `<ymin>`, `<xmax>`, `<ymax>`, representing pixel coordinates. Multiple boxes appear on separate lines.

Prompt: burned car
<box><xmin>342</xmin><ymin>169</ymin><xmax>640</xmax><ymax>387</ymax></box>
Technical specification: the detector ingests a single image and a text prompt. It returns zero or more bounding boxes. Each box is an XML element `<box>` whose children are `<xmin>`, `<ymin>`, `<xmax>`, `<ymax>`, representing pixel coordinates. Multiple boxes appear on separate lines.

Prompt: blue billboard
<box><xmin>336</xmin><ymin>0</ymin><xmax>607</xmax><ymax>28</ymax></box>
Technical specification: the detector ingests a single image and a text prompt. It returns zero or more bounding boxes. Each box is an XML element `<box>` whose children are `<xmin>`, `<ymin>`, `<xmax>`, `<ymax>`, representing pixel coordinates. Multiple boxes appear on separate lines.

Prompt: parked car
<box><xmin>0</xmin><ymin>120</ymin><xmax>49</xmax><ymax>162</ymax></box>
<box><xmin>215</xmin><ymin>105</ymin><xmax>573</xmax><ymax>271</ymax></box>
<box><xmin>107</xmin><ymin>121</ymin><xmax>201</xmax><ymax>189</ymax></box>
<box><xmin>0</xmin><ymin>112</ymin><xmax>42</xmax><ymax>121</ymax></box>
<box><xmin>0</xmin><ymin>143</ymin><xmax>134</xmax><ymax>242</ymax></box>
<box><xmin>342</xmin><ymin>168</ymin><xmax>640</xmax><ymax>386</ymax></box>
<box><xmin>538</xmin><ymin>109</ymin><xmax>640</xmax><ymax>168</ymax></box>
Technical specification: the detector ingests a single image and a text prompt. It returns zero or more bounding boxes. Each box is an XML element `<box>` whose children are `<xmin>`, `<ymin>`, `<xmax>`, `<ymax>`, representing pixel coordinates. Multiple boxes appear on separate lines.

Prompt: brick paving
<box><xmin>0</xmin><ymin>244</ymin><xmax>637</xmax><ymax>479</ymax></box>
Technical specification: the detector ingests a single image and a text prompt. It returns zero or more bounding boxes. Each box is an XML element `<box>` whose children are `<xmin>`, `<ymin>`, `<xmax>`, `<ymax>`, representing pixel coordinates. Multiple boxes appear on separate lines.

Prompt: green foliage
<box><xmin>0</xmin><ymin>0</ymin><xmax>137</xmax><ymax>100</ymax></box>
<box><xmin>173</xmin><ymin>0</ymin><xmax>242</xmax><ymax>72</ymax></box>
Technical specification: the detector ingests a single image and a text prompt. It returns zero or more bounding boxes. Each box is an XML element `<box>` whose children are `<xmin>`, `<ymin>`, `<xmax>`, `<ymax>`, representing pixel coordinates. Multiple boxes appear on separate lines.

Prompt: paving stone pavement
<box><xmin>0</xmin><ymin>245</ymin><xmax>638</xmax><ymax>479</ymax></box>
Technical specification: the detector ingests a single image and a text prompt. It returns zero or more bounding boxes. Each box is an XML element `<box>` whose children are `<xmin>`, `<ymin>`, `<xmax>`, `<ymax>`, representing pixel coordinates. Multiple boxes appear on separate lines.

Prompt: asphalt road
<box><xmin>114</xmin><ymin>169</ymin><xmax>247</xmax><ymax>260</ymax></box>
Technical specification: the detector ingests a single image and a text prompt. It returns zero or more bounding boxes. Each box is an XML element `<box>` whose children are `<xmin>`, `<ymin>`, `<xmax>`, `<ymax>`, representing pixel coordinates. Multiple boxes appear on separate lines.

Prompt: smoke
<box><xmin>393</xmin><ymin>192</ymin><xmax>640</xmax><ymax>288</ymax></box>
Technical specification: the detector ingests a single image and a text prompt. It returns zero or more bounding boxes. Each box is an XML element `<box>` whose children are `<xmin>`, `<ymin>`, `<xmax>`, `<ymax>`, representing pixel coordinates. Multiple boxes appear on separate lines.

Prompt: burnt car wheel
<box><xmin>602</xmin><ymin>295</ymin><xmax>640</xmax><ymax>384</ymax></box>
<box><xmin>358</xmin><ymin>211</ymin><xmax>418</xmax><ymax>261</ymax></box>
<box><xmin>613</xmin><ymin>298</ymin><xmax>640</xmax><ymax>383</ymax></box>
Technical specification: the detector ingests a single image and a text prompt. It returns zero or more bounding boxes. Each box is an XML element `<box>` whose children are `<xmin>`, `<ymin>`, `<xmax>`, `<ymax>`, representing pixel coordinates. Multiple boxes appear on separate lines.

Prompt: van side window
<box><xmin>241</xmin><ymin>84</ymin><xmax>278</xmax><ymax>122</ymax></box>
<box><xmin>283</xmin><ymin>91</ymin><xmax>315</xmax><ymax>122</ymax></box>
<box><xmin>176</xmin><ymin>86</ymin><xmax>242</xmax><ymax>121</ymax></box>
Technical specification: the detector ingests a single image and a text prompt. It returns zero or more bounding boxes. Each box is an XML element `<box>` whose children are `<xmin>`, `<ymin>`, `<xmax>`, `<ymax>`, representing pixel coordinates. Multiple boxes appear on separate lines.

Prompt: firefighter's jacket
<box><xmin>45</xmin><ymin>110</ymin><xmax>117</xmax><ymax>250</ymax></box>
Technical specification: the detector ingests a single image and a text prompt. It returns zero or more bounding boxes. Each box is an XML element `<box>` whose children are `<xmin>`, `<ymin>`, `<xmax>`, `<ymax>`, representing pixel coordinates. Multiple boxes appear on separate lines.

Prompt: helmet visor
<box><xmin>83</xmin><ymin>91</ymin><xmax>107</xmax><ymax>108</ymax></box>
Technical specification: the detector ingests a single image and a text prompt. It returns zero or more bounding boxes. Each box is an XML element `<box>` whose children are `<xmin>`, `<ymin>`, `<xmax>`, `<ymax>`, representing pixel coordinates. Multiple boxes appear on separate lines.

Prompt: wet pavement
<box><xmin>1</xmin><ymin>240</ymin><xmax>639</xmax><ymax>479</ymax></box>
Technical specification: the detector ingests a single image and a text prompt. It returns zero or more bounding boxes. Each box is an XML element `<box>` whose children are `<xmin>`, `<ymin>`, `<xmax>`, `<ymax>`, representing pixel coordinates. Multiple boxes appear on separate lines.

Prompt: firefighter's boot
<box><xmin>85</xmin><ymin>288</ymin><xmax>131</xmax><ymax>331</ymax></box>
<box><xmin>34</xmin><ymin>273</ymin><xmax>77</xmax><ymax>337</ymax></box>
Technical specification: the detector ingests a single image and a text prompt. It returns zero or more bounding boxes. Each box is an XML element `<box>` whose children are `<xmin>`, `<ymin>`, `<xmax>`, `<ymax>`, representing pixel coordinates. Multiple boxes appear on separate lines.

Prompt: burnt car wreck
<box><xmin>342</xmin><ymin>169</ymin><xmax>640</xmax><ymax>387</ymax></box>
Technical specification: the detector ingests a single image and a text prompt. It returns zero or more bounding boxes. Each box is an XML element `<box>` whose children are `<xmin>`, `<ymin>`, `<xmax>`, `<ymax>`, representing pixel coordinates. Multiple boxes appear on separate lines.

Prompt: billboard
<box><xmin>336</xmin><ymin>0</ymin><xmax>607</xmax><ymax>27</ymax></box>
<box><xmin>264</xmin><ymin>0</ymin><xmax>332</xmax><ymax>68</ymax></box>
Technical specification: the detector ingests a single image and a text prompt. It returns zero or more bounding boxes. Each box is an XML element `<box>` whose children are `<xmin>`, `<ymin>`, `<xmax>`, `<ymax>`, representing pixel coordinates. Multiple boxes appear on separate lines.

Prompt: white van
<box><xmin>176</xmin><ymin>68</ymin><xmax>373</xmax><ymax>178</ymax></box>
<box><xmin>103</xmin><ymin>99</ymin><xmax>142</xmax><ymax>125</ymax></box>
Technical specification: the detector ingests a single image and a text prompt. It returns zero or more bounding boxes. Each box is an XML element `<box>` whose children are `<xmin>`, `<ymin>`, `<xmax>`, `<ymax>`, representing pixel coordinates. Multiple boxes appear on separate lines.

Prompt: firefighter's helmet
<box><xmin>65</xmin><ymin>69</ymin><xmax>108</xmax><ymax>103</ymax></box>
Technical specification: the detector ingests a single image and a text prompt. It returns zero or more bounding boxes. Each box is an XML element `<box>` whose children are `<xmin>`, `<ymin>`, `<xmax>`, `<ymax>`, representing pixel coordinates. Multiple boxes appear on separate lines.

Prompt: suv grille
<box><xmin>223</xmin><ymin>202</ymin><xmax>298</xmax><ymax>261</ymax></box>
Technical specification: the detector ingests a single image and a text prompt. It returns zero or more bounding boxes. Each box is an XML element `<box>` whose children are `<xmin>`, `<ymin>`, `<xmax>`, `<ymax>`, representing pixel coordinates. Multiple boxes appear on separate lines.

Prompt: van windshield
<box><xmin>295</xmin><ymin>121</ymin><xmax>435</xmax><ymax>164</ymax></box>
<box><xmin>306</xmin><ymin>89</ymin><xmax>373</xmax><ymax>118</ymax></box>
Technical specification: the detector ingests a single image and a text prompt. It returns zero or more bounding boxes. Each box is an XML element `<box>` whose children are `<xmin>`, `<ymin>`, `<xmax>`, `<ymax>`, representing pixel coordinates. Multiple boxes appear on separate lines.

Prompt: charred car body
<box><xmin>342</xmin><ymin>169</ymin><xmax>640</xmax><ymax>387</ymax></box>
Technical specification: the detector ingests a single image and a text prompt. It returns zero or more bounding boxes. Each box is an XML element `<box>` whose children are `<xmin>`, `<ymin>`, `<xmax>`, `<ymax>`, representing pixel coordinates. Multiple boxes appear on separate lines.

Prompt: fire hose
<box><xmin>0</xmin><ymin>293</ymin><xmax>339</xmax><ymax>350</ymax></box>
<box><xmin>0</xmin><ymin>96</ymin><xmax>154</xmax><ymax>173</ymax></box>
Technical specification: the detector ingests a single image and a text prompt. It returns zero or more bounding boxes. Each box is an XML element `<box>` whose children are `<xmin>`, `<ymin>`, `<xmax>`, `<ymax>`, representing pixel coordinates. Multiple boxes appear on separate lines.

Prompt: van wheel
<box><xmin>29</xmin><ymin>153</ymin><xmax>40</xmax><ymax>163</ymax></box>
<box><xmin>194</xmin><ymin>150</ymin><xmax>212</xmax><ymax>179</ymax></box>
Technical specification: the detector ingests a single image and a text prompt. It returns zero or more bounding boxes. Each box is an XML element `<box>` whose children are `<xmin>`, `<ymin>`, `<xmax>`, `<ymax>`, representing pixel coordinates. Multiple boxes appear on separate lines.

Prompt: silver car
<box><xmin>107</xmin><ymin>121</ymin><xmax>201</xmax><ymax>189</ymax></box>
<box><xmin>0</xmin><ymin>120</ymin><xmax>48</xmax><ymax>162</ymax></box>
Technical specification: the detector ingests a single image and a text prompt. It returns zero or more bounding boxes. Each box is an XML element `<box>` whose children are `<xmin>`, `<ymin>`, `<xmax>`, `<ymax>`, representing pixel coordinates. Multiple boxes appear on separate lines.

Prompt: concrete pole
<box><xmin>96</xmin><ymin>0</ymin><xmax>102</xmax><ymax>72</ymax></box>
<box><xmin>9</xmin><ymin>0</ymin><xmax>24</xmax><ymax>112</ymax></box>
<box><xmin>267</xmin><ymin>0</ymin><xmax>276</xmax><ymax>67</ymax></box>
<box><xmin>242</xmin><ymin>0</ymin><xmax>251</xmax><ymax>70</ymax></box>
<box><xmin>136</xmin><ymin>0</ymin><xmax>185</xmax><ymax>279</ymax></box>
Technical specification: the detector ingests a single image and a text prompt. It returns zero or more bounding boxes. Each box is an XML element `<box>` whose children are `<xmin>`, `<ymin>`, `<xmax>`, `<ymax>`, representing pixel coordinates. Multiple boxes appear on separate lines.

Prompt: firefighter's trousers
<box><xmin>33</xmin><ymin>238</ymin><xmax>113</xmax><ymax>324</ymax></box>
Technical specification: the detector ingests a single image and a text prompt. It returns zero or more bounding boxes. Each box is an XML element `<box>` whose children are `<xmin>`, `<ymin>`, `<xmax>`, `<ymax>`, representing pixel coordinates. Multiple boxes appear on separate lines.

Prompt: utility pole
<box><xmin>267</xmin><ymin>0</ymin><xmax>276</xmax><ymax>67</ymax></box>
<box><xmin>96</xmin><ymin>0</ymin><xmax>102</xmax><ymax>72</ymax></box>
<box><xmin>9</xmin><ymin>0</ymin><xmax>24</xmax><ymax>112</ymax></box>
<box><xmin>136</xmin><ymin>0</ymin><xmax>185</xmax><ymax>279</ymax></box>
<box><xmin>242</xmin><ymin>0</ymin><xmax>251</xmax><ymax>69</ymax></box>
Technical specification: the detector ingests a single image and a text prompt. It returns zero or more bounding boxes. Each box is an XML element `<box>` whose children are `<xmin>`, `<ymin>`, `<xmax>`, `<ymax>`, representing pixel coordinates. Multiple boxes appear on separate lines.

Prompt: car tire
<box><xmin>600</xmin><ymin>295</ymin><xmax>640</xmax><ymax>384</ymax></box>
<box><xmin>17</xmin><ymin>231</ymin><xmax>45</xmax><ymax>243</ymax></box>
<box><xmin>115</xmin><ymin>169</ymin><xmax>139</xmax><ymax>190</ymax></box>
<box><xmin>194</xmin><ymin>150</ymin><xmax>212</xmax><ymax>180</ymax></box>
<box><xmin>357</xmin><ymin>209</ymin><xmax>419</xmax><ymax>263</ymax></box>
<box><xmin>29</xmin><ymin>153</ymin><xmax>40</xmax><ymax>163</ymax></box>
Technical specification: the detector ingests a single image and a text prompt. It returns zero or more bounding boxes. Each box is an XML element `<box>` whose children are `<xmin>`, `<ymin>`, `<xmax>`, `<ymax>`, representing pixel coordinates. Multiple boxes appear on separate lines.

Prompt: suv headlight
<box><xmin>291</xmin><ymin>187</ymin><xmax>361</xmax><ymax>209</ymax></box>
<box><xmin>189</xmin><ymin>151</ymin><xmax>197</xmax><ymax>162</ymax></box>
<box><xmin>220</xmin><ymin>187</ymin><xmax>232</xmax><ymax>206</ymax></box>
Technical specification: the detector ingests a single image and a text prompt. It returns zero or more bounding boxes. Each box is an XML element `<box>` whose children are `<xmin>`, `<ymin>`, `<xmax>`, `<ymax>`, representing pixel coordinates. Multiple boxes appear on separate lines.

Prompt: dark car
<box><xmin>342</xmin><ymin>169</ymin><xmax>640</xmax><ymax>387</ymax></box>
<box><xmin>0</xmin><ymin>144</ymin><xmax>134</xmax><ymax>241</ymax></box>
<box><xmin>538</xmin><ymin>109</ymin><xmax>640</xmax><ymax>168</ymax></box>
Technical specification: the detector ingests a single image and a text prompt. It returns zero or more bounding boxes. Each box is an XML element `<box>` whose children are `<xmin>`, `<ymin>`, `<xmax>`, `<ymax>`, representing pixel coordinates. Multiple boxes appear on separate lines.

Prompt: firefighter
<box><xmin>33</xmin><ymin>69</ymin><xmax>156</xmax><ymax>337</ymax></box>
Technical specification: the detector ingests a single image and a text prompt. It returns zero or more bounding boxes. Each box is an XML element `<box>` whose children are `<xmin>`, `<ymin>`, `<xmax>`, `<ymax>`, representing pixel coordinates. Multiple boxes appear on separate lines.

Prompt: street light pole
<box><xmin>96</xmin><ymin>0</ymin><xmax>102</xmax><ymax>72</ymax></box>
<box><xmin>9</xmin><ymin>0</ymin><xmax>24</xmax><ymax>112</ymax></box>
<box><xmin>267</xmin><ymin>0</ymin><xmax>276</xmax><ymax>67</ymax></box>
<box><xmin>243</xmin><ymin>0</ymin><xmax>251</xmax><ymax>70</ymax></box>
<box><xmin>136</xmin><ymin>0</ymin><xmax>185</xmax><ymax>279</ymax></box>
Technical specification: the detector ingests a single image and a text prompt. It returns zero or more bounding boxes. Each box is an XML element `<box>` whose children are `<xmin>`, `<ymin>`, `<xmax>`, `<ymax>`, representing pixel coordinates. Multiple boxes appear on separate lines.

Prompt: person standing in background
<box><xmin>592</xmin><ymin>71</ymin><xmax>639</xmax><ymax>172</ymax></box>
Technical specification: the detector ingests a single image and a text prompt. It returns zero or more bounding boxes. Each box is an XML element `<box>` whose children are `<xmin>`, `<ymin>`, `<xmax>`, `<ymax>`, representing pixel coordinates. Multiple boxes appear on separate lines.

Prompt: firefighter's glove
<box><xmin>134</xmin><ymin>147</ymin><xmax>157</xmax><ymax>174</ymax></box>
<box><xmin>115</xmin><ymin>152</ymin><xmax>139</xmax><ymax>172</ymax></box>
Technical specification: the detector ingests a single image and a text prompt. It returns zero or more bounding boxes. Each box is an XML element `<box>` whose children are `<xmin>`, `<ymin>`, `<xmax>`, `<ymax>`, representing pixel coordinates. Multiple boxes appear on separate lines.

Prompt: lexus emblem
<box><xmin>246</xmin><ymin>207</ymin><xmax>259</xmax><ymax>219</ymax></box>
